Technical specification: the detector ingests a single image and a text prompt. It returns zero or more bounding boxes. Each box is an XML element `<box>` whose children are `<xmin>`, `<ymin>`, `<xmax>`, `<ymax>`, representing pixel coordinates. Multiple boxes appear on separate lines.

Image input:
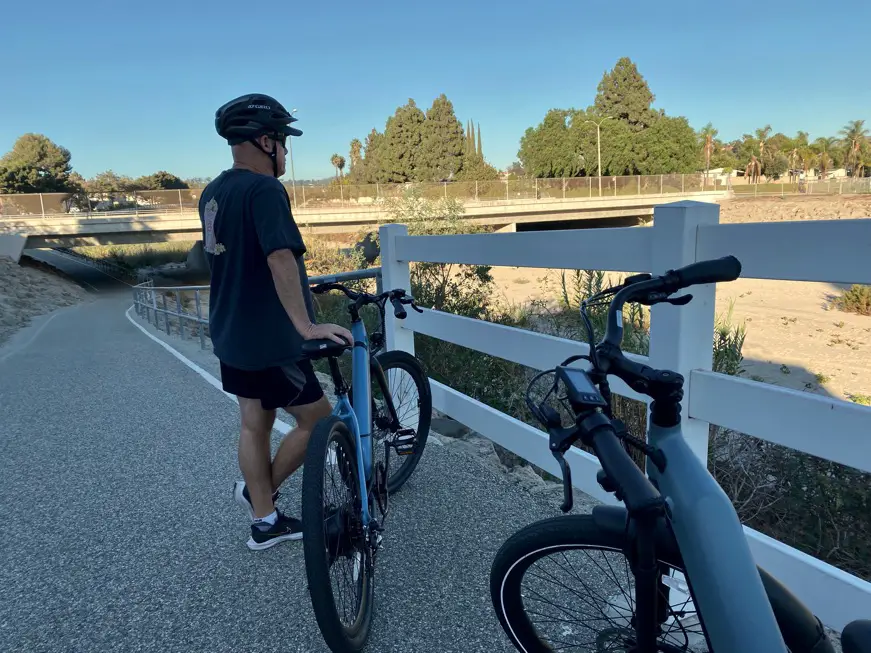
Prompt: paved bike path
<box><xmin>0</xmin><ymin>294</ymin><xmax>584</xmax><ymax>653</ymax></box>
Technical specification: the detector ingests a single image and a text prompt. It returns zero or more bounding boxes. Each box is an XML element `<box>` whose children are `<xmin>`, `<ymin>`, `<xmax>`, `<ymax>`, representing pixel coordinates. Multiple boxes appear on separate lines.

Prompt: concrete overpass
<box><xmin>0</xmin><ymin>191</ymin><xmax>728</xmax><ymax>262</ymax></box>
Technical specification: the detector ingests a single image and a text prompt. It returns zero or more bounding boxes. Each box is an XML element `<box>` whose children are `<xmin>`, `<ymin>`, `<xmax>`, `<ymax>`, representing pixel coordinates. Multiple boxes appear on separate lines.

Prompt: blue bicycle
<box><xmin>299</xmin><ymin>281</ymin><xmax>432</xmax><ymax>653</ymax></box>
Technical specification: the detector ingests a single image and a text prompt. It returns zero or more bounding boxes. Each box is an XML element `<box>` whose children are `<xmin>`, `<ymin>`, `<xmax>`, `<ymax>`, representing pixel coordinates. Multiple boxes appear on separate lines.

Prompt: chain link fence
<box><xmin>4</xmin><ymin>175</ymin><xmax>869</xmax><ymax>218</ymax></box>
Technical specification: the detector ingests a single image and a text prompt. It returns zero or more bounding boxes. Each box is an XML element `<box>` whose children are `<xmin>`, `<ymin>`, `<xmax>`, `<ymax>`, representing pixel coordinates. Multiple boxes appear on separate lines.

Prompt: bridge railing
<box><xmin>376</xmin><ymin>202</ymin><xmax>871</xmax><ymax>631</ymax></box>
<box><xmin>7</xmin><ymin>174</ymin><xmax>869</xmax><ymax>218</ymax></box>
<box><xmin>131</xmin><ymin>267</ymin><xmax>383</xmax><ymax>350</ymax></box>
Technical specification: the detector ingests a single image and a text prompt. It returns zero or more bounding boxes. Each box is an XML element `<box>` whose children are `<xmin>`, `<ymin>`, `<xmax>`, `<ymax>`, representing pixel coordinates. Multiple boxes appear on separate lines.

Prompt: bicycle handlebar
<box><xmin>310</xmin><ymin>281</ymin><xmax>422</xmax><ymax>320</ymax></box>
<box><xmin>601</xmin><ymin>256</ymin><xmax>741</xmax><ymax>363</ymax></box>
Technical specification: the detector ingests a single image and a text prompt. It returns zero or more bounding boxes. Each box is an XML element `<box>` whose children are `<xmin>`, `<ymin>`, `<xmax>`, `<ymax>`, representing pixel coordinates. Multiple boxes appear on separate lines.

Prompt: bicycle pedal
<box><xmin>393</xmin><ymin>430</ymin><xmax>416</xmax><ymax>455</ymax></box>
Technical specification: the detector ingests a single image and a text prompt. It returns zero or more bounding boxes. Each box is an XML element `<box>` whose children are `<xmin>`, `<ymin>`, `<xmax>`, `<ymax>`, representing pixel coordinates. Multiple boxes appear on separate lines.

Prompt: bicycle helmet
<box><xmin>214</xmin><ymin>93</ymin><xmax>302</xmax><ymax>177</ymax></box>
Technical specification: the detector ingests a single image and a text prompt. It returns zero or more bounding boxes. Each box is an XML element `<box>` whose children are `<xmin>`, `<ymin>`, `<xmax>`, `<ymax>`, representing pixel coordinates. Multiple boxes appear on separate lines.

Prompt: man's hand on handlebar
<box><xmin>302</xmin><ymin>322</ymin><xmax>353</xmax><ymax>346</ymax></box>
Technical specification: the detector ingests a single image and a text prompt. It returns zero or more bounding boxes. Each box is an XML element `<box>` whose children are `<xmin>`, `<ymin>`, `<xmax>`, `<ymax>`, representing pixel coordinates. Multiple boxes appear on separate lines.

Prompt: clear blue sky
<box><xmin>2</xmin><ymin>0</ymin><xmax>869</xmax><ymax>182</ymax></box>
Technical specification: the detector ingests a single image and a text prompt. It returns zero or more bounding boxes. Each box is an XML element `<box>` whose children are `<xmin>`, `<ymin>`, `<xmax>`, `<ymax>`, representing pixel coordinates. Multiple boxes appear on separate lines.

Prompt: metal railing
<box><xmin>4</xmin><ymin>175</ymin><xmax>870</xmax><ymax>219</ymax></box>
<box><xmin>132</xmin><ymin>267</ymin><xmax>383</xmax><ymax>350</ymax></box>
<box><xmin>1</xmin><ymin>175</ymin><xmax>727</xmax><ymax>218</ymax></box>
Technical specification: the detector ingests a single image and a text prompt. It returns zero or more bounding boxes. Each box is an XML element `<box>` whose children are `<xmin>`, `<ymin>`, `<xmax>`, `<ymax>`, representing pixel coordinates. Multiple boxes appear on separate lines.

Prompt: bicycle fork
<box><xmin>631</xmin><ymin>508</ymin><xmax>669</xmax><ymax>652</ymax></box>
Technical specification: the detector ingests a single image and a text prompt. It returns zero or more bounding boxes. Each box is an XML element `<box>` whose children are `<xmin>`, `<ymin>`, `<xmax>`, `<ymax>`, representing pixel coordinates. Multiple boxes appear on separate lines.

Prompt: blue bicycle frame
<box><xmin>330</xmin><ymin>317</ymin><xmax>374</xmax><ymax>528</ymax></box>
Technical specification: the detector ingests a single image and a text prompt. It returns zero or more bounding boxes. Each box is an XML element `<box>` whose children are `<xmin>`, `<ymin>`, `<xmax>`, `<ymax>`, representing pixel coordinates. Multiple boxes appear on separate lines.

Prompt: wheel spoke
<box><xmin>507</xmin><ymin>544</ymin><xmax>709</xmax><ymax>652</ymax></box>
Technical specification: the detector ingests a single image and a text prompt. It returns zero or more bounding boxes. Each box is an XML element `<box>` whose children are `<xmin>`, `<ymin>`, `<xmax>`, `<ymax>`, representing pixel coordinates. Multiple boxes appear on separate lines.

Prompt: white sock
<box><xmin>254</xmin><ymin>510</ymin><xmax>278</xmax><ymax>527</ymax></box>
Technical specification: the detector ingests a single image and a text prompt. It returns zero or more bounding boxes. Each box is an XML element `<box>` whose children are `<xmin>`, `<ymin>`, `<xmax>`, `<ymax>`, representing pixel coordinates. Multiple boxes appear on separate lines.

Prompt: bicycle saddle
<box><xmin>301</xmin><ymin>338</ymin><xmax>352</xmax><ymax>360</ymax></box>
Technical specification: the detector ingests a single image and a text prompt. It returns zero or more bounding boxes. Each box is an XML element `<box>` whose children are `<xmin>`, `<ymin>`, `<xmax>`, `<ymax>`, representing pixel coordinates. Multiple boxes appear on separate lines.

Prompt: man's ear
<box><xmin>257</xmin><ymin>134</ymin><xmax>273</xmax><ymax>153</ymax></box>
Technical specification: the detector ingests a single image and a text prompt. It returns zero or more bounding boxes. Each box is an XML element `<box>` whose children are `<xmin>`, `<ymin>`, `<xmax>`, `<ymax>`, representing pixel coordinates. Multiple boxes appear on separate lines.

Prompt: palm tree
<box><xmin>336</xmin><ymin>156</ymin><xmax>346</xmax><ymax>179</ymax></box>
<box><xmin>812</xmin><ymin>137</ymin><xmax>837</xmax><ymax>179</ymax></box>
<box><xmin>799</xmin><ymin>148</ymin><xmax>817</xmax><ymax>179</ymax></box>
<box><xmin>349</xmin><ymin>139</ymin><xmax>363</xmax><ymax>172</ymax></box>
<box><xmin>745</xmin><ymin>155</ymin><xmax>762</xmax><ymax>184</ymax></box>
<box><xmin>330</xmin><ymin>153</ymin><xmax>342</xmax><ymax>182</ymax></box>
<box><xmin>700</xmin><ymin>123</ymin><xmax>718</xmax><ymax>184</ymax></box>
<box><xmin>839</xmin><ymin>120</ymin><xmax>869</xmax><ymax>178</ymax></box>
<box><xmin>755</xmin><ymin>124</ymin><xmax>772</xmax><ymax>161</ymax></box>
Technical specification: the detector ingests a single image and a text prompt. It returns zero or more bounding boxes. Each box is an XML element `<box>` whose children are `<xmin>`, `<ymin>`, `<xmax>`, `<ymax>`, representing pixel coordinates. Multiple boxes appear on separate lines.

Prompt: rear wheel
<box><xmin>490</xmin><ymin>515</ymin><xmax>710</xmax><ymax>652</ymax></box>
<box><xmin>302</xmin><ymin>416</ymin><xmax>374</xmax><ymax>653</ymax></box>
<box><xmin>363</xmin><ymin>349</ymin><xmax>432</xmax><ymax>494</ymax></box>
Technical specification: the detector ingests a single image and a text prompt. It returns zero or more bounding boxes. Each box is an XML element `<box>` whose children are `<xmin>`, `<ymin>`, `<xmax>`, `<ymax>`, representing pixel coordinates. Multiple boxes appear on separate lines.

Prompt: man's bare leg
<box><xmin>237</xmin><ymin>396</ymin><xmax>277</xmax><ymax>519</ymax></box>
<box><xmin>271</xmin><ymin>395</ymin><xmax>332</xmax><ymax>490</ymax></box>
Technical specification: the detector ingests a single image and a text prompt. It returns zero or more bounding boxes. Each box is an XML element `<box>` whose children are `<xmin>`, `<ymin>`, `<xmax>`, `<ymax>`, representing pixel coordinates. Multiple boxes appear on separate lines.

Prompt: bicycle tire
<box><xmin>491</xmin><ymin>515</ymin><xmax>834</xmax><ymax>653</ymax></box>
<box><xmin>491</xmin><ymin>515</ymin><xmax>709</xmax><ymax>652</ymax></box>
<box><xmin>302</xmin><ymin>416</ymin><xmax>374</xmax><ymax>653</ymax></box>
<box><xmin>366</xmin><ymin>349</ymin><xmax>432</xmax><ymax>494</ymax></box>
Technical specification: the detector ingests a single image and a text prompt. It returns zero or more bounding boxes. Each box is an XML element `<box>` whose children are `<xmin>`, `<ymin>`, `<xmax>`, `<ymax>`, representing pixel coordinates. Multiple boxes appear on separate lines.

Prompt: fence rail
<box><xmin>131</xmin><ymin>267</ymin><xmax>383</xmax><ymax>350</ymax></box>
<box><xmin>5</xmin><ymin>174</ymin><xmax>869</xmax><ymax>218</ymax></box>
<box><xmin>376</xmin><ymin>206</ymin><xmax>871</xmax><ymax>632</ymax></box>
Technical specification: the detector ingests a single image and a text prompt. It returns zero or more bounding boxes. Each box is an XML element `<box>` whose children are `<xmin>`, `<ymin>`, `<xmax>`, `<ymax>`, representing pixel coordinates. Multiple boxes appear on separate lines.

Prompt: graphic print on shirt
<box><xmin>203</xmin><ymin>198</ymin><xmax>226</xmax><ymax>255</ymax></box>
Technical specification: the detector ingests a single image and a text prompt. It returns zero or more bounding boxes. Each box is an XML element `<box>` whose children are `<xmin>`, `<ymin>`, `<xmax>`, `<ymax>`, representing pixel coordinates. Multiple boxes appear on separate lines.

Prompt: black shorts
<box><xmin>219</xmin><ymin>359</ymin><xmax>325</xmax><ymax>410</ymax></box>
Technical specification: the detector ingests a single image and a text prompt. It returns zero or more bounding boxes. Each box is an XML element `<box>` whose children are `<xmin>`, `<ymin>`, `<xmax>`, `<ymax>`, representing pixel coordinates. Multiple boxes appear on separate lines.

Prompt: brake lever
<box><xmin>551</xmin><ymin>451</ymin><xmax>574</xmax><ymax>513</ymax></box>
<box><xmin>400</xmin><ymin>296</ymin><xmax>424</xmax><ymax>313</ymax></box>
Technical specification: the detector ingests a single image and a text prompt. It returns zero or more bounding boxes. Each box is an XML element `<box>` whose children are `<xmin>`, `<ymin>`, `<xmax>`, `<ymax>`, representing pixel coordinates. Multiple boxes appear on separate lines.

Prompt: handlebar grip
<box><xmin>390</xmin><ymin>296</ymin><xmax>407</xmax><ymax>319</ymax></box>
<box><xmin>668</xmin><ymin>255</ymin><xmax>742</xmax><ymax>290</ymax></box>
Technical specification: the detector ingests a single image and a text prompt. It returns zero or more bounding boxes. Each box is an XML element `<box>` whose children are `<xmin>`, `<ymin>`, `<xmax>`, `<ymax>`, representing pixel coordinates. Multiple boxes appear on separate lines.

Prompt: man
<box><xmin>199</xmin><ymin>93</ymin><xmax>352</xmax><ymax>551</ymax></box>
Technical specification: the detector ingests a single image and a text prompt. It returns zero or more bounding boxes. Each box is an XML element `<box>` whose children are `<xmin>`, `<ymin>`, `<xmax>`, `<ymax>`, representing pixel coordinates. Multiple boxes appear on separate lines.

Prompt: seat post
<box><xmin>327</xmin><ymin>356</ymin><xmax>347</xmax><ymax>395</ymax></box>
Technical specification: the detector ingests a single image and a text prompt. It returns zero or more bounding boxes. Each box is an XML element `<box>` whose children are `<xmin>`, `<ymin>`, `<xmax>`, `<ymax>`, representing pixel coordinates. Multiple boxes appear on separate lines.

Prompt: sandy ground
<box><xmin>0</xmin><ymin>255</ymin><xmax>88</xmax><ymax>347</ymax></box>
<box><xmin>488</xmin><ymin>195</ymin><xmax>871</xmax><ymax>402</ymax></box>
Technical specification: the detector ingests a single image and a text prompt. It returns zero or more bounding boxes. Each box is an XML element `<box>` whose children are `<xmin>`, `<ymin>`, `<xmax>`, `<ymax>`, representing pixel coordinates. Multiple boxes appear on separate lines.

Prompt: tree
<box><xmin>0</xmin><ymin>133</ymin><xmax>76</xmax><ymax>193</ymax></box>
<box><xmin>593</xmin><ymin>57</ymin><xmax>656</xmax><ymax>131</ymax></box>
<box><xmin>418</xmin><ymin>94</ymin><xmax>465</xmax><ymax>182</ymax></box>
<box><xmin>361</xmin><ymin>129</ymin><xmax>386</xmax><ymax>184</ymax></box>
<box><xmin>456</xmin><ymin>152</ymin><xmax>500</xmax><ymax>182</ymax></box>
<box><xmin>840</xmin><ymin>120</ymin><xmax>869</xmax><ymax>177</ymax></box>
<box><xmin>518</xmin><ymin>109</ymin><xmax>578</xmax><ymax>178</ymax></box>
<box><xmin>330</xmin><ymin>154</ymin><xmax>345</xmax><ymax>181</ymax></box>
<box><xmin>86</xmin><ymin>170</ymin><xmax>134</xmax><ymax>196</ymax></box>
<box><xmin>700</xmin><ymin>123</ymin><xmax>718</xmax><ymax>180</ymax></box>
<box><xmin>134</xmin><ymin>171</ymin><xmax>188</xmax><ymax>190</ymax></box>
<box><xmin>380</xmin><ymin>99</ymin><xmax>425</xmax><ymax>182</ymax></box>
<box><xmin>755</xmin><ymin>124</ymin><xmax>773</xmax><ymax>161</ymax></box>
<box><xmin>636</xmin><ymin>116</ymin><xmax>698</xmax><ymax>175</ymax></box>
<box><xmin>477</xmin><ymin>122</ymin><xmax>483</xmax><ymax>158</ymax></box>
<box><xmin>350</xmin><ymin>138</ymin><xmax>363</xmax><ymax>177</ymax></box>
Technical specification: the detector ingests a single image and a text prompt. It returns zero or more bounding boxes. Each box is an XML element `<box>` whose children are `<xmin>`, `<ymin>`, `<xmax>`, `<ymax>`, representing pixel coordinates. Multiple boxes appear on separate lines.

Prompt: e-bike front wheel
<box><xmin>302</xmin><ymin>416</ymin><xmax>374</xmax><ymax>653</ymax></box>
<box><xmin>490</xmin><ymin>515</ymin><xmax>710</xmax><ymax>653</ymax></box>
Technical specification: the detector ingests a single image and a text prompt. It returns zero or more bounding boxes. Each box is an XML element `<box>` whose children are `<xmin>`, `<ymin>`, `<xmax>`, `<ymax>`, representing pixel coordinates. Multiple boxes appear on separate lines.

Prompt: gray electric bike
<box><xmin>489</xmin><ymin>256</ymin><xmax>871</xmax><ymax>652</ymax></box>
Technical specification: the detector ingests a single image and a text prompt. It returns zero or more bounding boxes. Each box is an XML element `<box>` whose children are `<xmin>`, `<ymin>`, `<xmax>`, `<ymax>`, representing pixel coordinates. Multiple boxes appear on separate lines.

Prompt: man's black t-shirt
<box><xmin>198</xmin><ymin>168</ymin><xmax>316</xmax><ymax>371</ymax></box>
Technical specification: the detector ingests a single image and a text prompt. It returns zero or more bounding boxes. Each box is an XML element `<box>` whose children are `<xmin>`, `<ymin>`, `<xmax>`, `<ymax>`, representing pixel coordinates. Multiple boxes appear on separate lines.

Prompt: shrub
<box><xmin>836</xmin><ymin>284</ymin><xmax>871</xmax><ymax>316</ymax></box>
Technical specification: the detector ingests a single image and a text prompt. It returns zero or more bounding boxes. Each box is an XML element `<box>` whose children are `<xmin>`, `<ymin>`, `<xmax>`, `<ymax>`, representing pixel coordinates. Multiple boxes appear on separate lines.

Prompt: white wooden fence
<box><xmin>377</xmin><ymin>201</ymin><xmax>871</xmax><ymax>632</ymax></box>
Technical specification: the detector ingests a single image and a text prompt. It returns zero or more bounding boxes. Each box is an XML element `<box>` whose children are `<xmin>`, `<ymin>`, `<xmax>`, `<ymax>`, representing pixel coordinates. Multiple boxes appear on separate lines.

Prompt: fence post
<box><xmin>195</xmin><ymin>290</ymin><xmax>206</xmax><ymax>349</ymax></box>
<box><xmin>39</xmin><ymin>194</ymin><xmax>46</xmax><ymax>218</ymax></box>
<box><xmin>660</xmin><ymin>174</ymin><xmax>663</xmax><ymax>195</ymax></box>
<box><xmin>176</xmin><ymin>293</ymin><xmax>185</xmax><ymax>340</ymax></box>
<box><xmin>378</xmin><ymin>223</ymin><xmax>414</xmax><ymax>355</ymax></box>
<box><xmin>681</xmin><ymin>174</ymin><xmax>685</xmax><ymax>193</ymax></box>
<box><xmin>152</xmin><ymin>290</ymin><xmax>159</xmax><ymax>331</ymax></box>
<box><xmin>589</xmin><ymin>177</ymin><xmax>592</xmax><ymax>197</ymax></box>
<box><xmin>637</xmin><ymin>175</ymin><xmax>641</xmax><ymax>195</ymax></box>
<box><xmin>562</xmin><ymin>178</ymin><xmax>566</xmax><ymax>199</ymax></box>
<box><xmin>505</xmin><ymin>180</ymin><xmax>509</xmax><ymax>201</ymax></box>
<box><xmin>648</xmin><ymin>201</ymin><xmax>719</xmax><ymax>464</ymax></box>
<box><xmin>475</xmin><ymin>180</ymin><xmax>478</xmax><ymax>201</ymax></box>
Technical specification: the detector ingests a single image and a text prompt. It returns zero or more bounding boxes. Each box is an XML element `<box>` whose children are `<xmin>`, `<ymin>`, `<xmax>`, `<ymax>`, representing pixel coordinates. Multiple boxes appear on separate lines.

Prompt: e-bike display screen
<box><xmin>556</xmin><ymin>366</ymin><xmax>607</xmax><ymax>409</ymax></box>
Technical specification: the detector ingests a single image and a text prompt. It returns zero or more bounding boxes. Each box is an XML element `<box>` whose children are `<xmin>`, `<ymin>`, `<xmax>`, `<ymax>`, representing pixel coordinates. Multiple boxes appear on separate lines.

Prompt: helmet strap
<box><xmin>247</xmin><ymin>134</ymin><xmax>280</xmax><ymax>178</ymax></box>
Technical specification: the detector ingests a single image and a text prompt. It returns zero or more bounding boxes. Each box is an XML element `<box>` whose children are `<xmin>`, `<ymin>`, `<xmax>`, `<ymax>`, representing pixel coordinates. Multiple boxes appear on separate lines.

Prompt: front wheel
<box><xmin>490</xmin><ymin>515</ymin><xmax>710</xmax><ymax>652</ymax></box>
<box><xmin>302</xmin><ymin>416</ymin><xmax>374</xmax><ymax>653</ymax></box>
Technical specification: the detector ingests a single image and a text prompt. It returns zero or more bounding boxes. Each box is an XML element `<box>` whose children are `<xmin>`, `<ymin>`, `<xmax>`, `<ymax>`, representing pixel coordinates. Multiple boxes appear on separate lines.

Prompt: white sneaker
<box><xmin>233</xmin><ymin>481</ymin><xmax>280</xmax><ymax>522</ymax></box>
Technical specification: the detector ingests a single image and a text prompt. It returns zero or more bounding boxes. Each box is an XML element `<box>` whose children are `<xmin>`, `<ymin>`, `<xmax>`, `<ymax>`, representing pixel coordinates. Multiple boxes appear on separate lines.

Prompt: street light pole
<box><xmin>289</xmin><ymin>108</ymin><xmax>298</xmax><ymax>207</ymax></box>
<box><xmin>584</xmin><ymin>116</ymin><xmax>611</xmax><ymax>197</ymax></box>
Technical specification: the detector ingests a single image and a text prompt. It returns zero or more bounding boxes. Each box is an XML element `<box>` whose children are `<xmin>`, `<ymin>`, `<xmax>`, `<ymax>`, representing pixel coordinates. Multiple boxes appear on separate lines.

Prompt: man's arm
<box><xmin>251</xmin><ymin>182</ymin><xmax>352</xmax><ymax>345</ymax></box>
<box><xmin>266</xmin><ymin>249</ymin><xmax>316</xmax><ymax>336</ymax></box>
